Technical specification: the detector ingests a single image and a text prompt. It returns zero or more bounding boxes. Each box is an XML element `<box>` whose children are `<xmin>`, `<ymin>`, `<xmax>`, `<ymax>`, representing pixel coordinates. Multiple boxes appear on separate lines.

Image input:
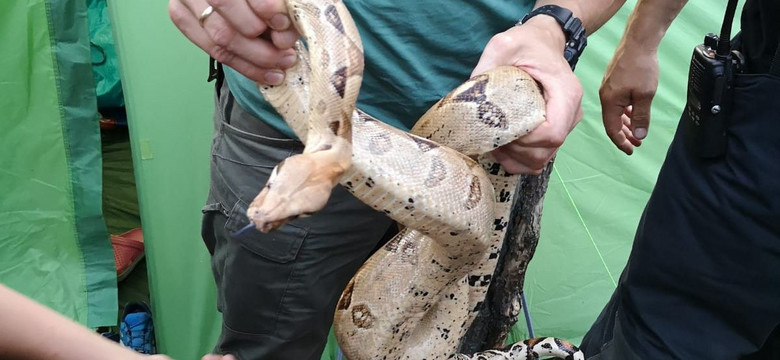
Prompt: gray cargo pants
<box><xmin>201</xmin><ymin>79</ymin><xmax>394</xmax><ymax>360</ymax></box>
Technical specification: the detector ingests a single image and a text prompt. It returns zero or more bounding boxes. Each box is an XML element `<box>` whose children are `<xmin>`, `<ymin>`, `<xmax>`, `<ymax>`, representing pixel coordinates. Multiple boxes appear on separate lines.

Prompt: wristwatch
<box><xmin>519</xmin><ymin>5</ymin><xmax>587</xmax><ymax>69</ymax></box>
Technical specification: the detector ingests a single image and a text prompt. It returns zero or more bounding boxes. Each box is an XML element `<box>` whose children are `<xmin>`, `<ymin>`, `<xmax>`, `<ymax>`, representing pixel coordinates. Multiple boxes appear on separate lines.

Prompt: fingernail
<box><xmin>277</xmin><ymin>54</ymin><xmax>297</xmax><ymax>68</ymax></box>
<box><xmin>270</xmin><ymin>14</ymin><xmax>290</xmax><ymax>30</ymax></box>
<box><xmin>634</xmin><ymin>127</ymin><xmax>647</xmax><ymax>140</ymax></box>
<box><xmin>264</xmin><ymin>70</ymin><xmax>284</xmax><ymax>85</ymax></box>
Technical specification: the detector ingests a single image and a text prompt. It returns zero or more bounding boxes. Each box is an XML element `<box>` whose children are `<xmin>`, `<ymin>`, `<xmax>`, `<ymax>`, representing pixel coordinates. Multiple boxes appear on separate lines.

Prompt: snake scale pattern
<box><xmin>245</xmin><ymin>0</ymin><xmax>585</xmax><ymax>359</ymax></box>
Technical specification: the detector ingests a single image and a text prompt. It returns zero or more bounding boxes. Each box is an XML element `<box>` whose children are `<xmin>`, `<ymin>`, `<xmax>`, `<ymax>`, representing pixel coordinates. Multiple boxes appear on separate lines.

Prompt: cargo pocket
<box><xmin>219</xmin><ymin>199</ymin><xmax>309</xmax><ymax>335</ymax></box>
<box><xmin>225</xmin><ymin>200</ymin><xmax>306</xmax><ymax>263</ymax></box>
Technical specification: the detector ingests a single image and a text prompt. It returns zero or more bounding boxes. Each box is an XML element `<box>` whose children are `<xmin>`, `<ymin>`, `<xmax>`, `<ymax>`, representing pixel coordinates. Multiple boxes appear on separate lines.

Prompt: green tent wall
<box><xmin>0</xmin><ymin>0</ymin><xmax>117</xmax><ymax>328</ymax></box>
<box><xmin>106</xmin><ymin>1</ymin><xmax>221</xmax><ymax>358</ymax></box>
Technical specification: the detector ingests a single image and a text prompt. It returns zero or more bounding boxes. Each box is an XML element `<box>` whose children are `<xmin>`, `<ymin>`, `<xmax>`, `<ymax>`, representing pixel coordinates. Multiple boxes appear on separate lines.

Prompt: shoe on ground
<box><xmin>112</xmin><ymin>228</ymin><xmax>145</xmax><ymax>282</ymax></box>
<box><xmin>120</xmin><ymin>301</ymin><xmax>156</xmax><ymax>354</ymax></box>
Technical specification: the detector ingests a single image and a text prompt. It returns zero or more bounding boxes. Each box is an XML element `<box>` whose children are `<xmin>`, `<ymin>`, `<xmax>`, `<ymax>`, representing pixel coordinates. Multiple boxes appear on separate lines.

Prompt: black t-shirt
<box><xmin>740</xmin><ymin>0</ymin><xmax>780</xmax><ymax>74</ymax></box>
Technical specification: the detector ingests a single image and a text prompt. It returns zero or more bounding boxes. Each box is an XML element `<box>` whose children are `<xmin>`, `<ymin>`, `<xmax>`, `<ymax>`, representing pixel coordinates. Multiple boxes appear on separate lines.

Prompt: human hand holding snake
<box><xmin>472</xmin><ymin>14</ymin><xmax>584</xmax><ymax>175</ymax></box>
<box><xmin>168</xmin><ymin>0</ymin><xmax>298</xmax><ymax>85</ymax></box>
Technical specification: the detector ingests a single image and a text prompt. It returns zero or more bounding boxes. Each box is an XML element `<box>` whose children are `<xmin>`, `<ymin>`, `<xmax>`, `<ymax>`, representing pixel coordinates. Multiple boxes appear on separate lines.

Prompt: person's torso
<box><xmin>740</xmin><ymin>0</ymin><xmax>780</xmax><ymax>74</ymax></box>
<box><xmin>225</xmin><ymin>0</ymin><xmax>533</xmax><ymax>138</ymax></box>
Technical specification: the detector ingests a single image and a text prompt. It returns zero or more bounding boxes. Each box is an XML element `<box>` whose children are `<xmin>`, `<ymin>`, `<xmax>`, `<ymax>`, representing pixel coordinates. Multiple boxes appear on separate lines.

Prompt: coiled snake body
<box><xmin>246</xmin><ymin>0</ymin><xmax>585</xmax><ymax>359</ymax></box>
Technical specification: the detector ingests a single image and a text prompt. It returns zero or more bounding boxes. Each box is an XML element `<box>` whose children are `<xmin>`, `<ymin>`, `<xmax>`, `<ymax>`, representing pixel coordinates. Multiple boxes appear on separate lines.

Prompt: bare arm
<box><xmin>472</xmin><ymin>0</ymin><xmax>627</xmax><ymax>174</ymax></box>
<box><xmin>534</xmin><ymin>0</ymin><xmax>627</xmax><ymax>33</ymax></box>
<box><xmin>600</xmin><ymin>0</ymin><xmax>688</xmax><ymax>154</ymax></box>
<box><xmin>0</xmin><ymin>284</ymin><xmax>171</xmax><ymax>360</ymax></box>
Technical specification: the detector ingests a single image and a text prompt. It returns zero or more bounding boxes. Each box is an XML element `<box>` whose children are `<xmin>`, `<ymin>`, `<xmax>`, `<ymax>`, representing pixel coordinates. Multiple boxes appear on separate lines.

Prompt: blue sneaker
<box><xmin>120</xmin><ymin>302</ymin><xmax>156</xmax><ymax>354</ymax></box>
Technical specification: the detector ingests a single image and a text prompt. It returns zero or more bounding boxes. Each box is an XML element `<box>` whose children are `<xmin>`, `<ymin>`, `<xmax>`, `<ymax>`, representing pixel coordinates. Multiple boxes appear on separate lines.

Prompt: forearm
<box><xmin>0</xmin><ymin>285</ymin><xmax>139</xmax><ymax>360</ymax></box>
<box><xmin>517</xmin><ymin>0</ymin><xmax>626</xmax><ymax>63</ymax></box>
<box><xmin>533</xmin><ymin>0</ymin><xmax>627</xmax><ymax>35</ymax></box>
<box><xmin>616</xmin><ymin>0</ymin><xmax>688</xmax><ymax>52</ymax></box>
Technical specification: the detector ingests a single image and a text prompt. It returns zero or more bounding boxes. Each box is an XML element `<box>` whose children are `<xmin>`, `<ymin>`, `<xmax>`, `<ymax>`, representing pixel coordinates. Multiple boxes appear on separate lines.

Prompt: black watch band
<box><xmin>519</xmin><ymin>5</ymin><xmax>588</xmax><ymax>69</ymax></box>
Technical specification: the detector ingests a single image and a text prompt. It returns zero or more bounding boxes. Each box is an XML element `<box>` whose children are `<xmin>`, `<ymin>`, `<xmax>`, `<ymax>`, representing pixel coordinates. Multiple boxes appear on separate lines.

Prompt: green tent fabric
<box><xmin>87</xmin><ymin>0</ymin><xmax>125</xmax><ymax>109</ymax></box>
<box><xmin>0</xmin><ymin>0</ymin><xmax>116</xmax><ymax>327</ymax></box>
<box><xmin>107</xmin><ymin>0</ymin><xmax>735</xmax><ymax>358</ymax></box>
<box><xmin>107</xmin><ymin>2</ymin><xmax>221</xmax><ymax>358</ymax></box>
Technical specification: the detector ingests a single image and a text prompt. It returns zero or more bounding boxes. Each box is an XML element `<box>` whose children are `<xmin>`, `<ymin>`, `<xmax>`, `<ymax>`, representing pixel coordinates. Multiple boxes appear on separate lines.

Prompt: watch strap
<box><xmin>520</xmin><ymin>5</ymin><xmax>588</xmax><ymax>69</ymax></box>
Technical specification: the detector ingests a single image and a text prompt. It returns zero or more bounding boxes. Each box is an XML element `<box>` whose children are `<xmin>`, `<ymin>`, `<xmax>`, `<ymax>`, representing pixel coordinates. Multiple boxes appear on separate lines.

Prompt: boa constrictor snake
<box><xmin>245</xmin><ymin>0</ymin><xmax>584</xmax><ymax>359</ymax></box>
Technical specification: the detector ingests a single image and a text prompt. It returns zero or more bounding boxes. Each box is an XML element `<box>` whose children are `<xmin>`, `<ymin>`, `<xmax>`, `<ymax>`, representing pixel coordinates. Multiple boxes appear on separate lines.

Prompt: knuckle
<box><xmin>503</xmin><ymin>163</ymin><xmax>522</xmax><ymax>175</ymax></box>
<box><xmin>487</xmin><ymin>33</ymin><xmax>515</xmax><ymax>52</ymax></box>
<box><xmin>209</xmin><ymin>46</ymin><xmax>234</xmax><ymax>64</ymax></box>
<box><xmin>209</xmin><ymin>26</ymin><xmax>234</xmax><ymax>47</ymax></box>
<box><xmin>245</xmin><ymin>68</ymin><xmax>266</xmax><ymax>83</ymax></box>
<box><xmin>636</xmin><ymin>88</ymin><xmax>656</xmax><ymax>99</ymax></box>
<box><xmin>546</xmin><ymin>133</ymin><xmax>566</xmax><ymax>148</ymax></box>
<box><xmin>243</xmin><ymin>21</ymin><xmax>266</xmax><ymax>37</ymax></box>
<box><xmin>530</xmin><ymin>153</ymin><xmax>552</xmax><ymax>169</ymax></box>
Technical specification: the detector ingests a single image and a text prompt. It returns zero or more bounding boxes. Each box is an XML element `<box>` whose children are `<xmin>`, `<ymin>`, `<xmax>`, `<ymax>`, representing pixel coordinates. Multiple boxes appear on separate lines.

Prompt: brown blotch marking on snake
<box><xmin>328</xmin><ymin>121</ymin><xmax>340</xmax><ymax>135</ymax></box>
<box><xmin>316</xmin><ymin>99</ymin><xmax>327</xmax><ymax>115</ymax></box>
<box><xmin>424</xmin><ymin>157</ymin><xmax>447</xmax><ymax>188</ymax></box>
<box><xmin>408</xmin><ymin>134</ymin><xmax>439</xmax><ymax>152</ymax></box>
<box><xmin>351</xmin><ymin>304</ymin><xmax>375</xmax><ymax>329</ymax></box>
<box><xmin>330</xmin><ymin>66</ymin><xmax>348</xmax><ymax>98</ymax></box>
<box><xmin>437</xmin><ymin>73</ymin><xmax>489</xmax><ymax>108</ymax></box>
<box><xmin>339</xmin><ymin>110</ymin><xmax>352</xmax><ymax>137</ymax></box>
<box><xmin>465</xmin><ymin>175</ymin><xmax>482</xmax><ymax>210</ymax></box>
<box><xmin>453</xmin><ymin>74</ymin><xmax>489</xmax><ymax>102</ymax></box>
<box><xmin>300</xmin><ymin>2</ymin><xmax>321</xmax><ymax>17</ymax></box>
<box><xmin>337</xmin><ymin>278</ymin><xmax>355</xmax><ymax>310</ymax></box>
<box><xmin>323</xmin><ymin>4</ymin><xmax>345</xmax><ymax>34</ymax></box>
<box><xmin>368</xmin><ymin>132</ymin><xmax>392</xmax><ymax>155</ymax></box>
<box><xmin>477</xmin><ymin>101</ymin><xmax>508</xmax><ymax>129</ymax></box>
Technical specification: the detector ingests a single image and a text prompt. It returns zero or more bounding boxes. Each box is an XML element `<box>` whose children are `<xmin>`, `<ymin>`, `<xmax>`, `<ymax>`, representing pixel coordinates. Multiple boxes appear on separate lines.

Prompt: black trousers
<box><xmin>200</xmin><ymin>80</ymin><xmax>394</xmax><ymax>360</ymax></box>
<box><xmin>580</xmin><ymin>74</ymin><xmax>780</xmax><ymax>359</ymax></box>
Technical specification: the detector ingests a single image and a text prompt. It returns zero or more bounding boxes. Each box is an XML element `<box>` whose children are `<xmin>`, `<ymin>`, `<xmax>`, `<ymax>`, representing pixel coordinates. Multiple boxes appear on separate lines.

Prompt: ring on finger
<box><xmin>198</xmin><ymin>6</ymin><xmax>214</xmax><ymax>27</ymax></box>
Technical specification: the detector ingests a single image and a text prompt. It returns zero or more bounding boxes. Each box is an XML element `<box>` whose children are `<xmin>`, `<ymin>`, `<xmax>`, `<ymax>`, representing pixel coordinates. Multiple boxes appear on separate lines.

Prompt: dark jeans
<box><xmin>580</xmin><ymin>74</ymin><xmax>780</xmax><ymax>359</ymax></box>
<box><xmin>201</xmin><ymin>80</ymin><xmax>394</xmax><ymax>360</ymax></box>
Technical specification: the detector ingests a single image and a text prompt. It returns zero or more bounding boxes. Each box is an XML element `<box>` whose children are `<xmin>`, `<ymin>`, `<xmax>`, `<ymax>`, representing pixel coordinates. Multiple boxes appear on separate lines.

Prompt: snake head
<box><xmin>246</xmin><ymin>151</ymin><xmax>347</xmax><ymax>233</ymax></box>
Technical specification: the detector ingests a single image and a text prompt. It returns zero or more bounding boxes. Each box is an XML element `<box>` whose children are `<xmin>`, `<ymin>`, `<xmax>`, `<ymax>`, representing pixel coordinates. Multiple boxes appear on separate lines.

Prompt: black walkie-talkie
<box><xmin>684</xmin><ymin>0</ymin><xmax>743</xmax><ymax>158</ymax></box>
